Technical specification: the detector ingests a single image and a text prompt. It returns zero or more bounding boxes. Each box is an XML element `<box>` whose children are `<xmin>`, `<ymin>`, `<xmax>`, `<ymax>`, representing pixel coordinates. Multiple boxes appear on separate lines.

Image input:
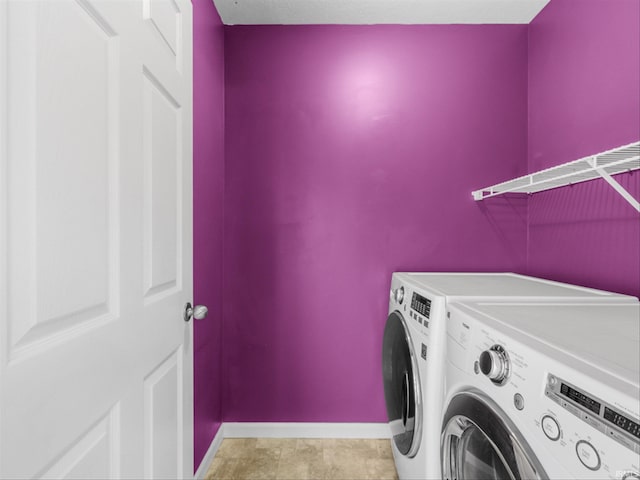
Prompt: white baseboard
<box><xmin>223</xmin><ymin>422</ymin><xmax>391</xmax><ymax>439</ymax></box>
<box><xmin>194</xmin><ymin>424</ymin><xmax>225</xmax><ymax>480</ymax></box>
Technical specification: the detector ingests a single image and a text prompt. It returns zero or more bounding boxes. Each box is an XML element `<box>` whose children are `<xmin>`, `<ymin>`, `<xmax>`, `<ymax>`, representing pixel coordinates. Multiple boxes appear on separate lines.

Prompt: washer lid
<box><xmin>398</xmin><ymin>272</ymin><xmax>634</xmax><ymax>300</ymax></box>
<box><xmin>451</xmin><ymin>302</ymin><xmax>640</xmax><ymax>386</ymax></box>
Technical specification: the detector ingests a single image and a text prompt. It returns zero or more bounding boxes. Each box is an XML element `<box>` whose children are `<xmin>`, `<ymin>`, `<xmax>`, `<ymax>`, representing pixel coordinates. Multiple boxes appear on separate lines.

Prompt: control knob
<box><xmin>394</xmin><ymin>286</ymin><xmax>405</xmax><ymax>304</ymax></box>
<box><xmin>479</xmin><ymin>345</ymin><xmax>510</xmax><ymax>385</ymax></box>
<box><xmin>622</xmin><ymin>473</ymin><xmax>640</xmax><ymax>480</ymax></box>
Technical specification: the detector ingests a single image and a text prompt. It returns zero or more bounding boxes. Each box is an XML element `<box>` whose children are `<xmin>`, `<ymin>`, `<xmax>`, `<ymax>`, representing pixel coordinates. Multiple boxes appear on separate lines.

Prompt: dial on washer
<box><xmin>478</xmin><ymin>344</ymin><xmax>510</xmax><ymax>385</ymax></box>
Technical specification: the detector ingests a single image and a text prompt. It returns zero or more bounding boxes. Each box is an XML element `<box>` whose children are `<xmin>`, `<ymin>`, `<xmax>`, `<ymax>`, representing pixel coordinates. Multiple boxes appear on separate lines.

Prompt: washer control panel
<box><xmin>391</xmin><ymin>281</ymin><xmax>432</xmax><ymax>338</ymax></box>
<box><xmin>546</xmin><ymin>374</ymin><xmax>640</xmax><ymax>454</ymax></box>
<box><xmin>410</xmin><ymin>291</ymin><xmax>431</xmax><ymax>318</ymax></box>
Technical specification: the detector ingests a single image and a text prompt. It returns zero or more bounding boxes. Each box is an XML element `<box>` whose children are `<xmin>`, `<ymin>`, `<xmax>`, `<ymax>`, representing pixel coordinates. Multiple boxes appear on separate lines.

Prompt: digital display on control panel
<box><xmin>604</xmin><ymin>407</ymin><xmax>640</xmax><ymax>439</ymax></box>
<box><xmin>411</xmin><ymin>293</ymin><xmax>431</xmax><ymax>318</ymax></box>
<box><xmin>560</xmin><ymin>383</ymin><xmax>601</xmax><ymax>414</ymax></box>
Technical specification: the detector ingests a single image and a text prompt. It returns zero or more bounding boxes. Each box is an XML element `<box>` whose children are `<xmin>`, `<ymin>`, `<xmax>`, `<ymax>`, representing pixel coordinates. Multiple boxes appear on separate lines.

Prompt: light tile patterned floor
<box><xmin>205</xmin><ymin>438</ymin><xmax>399</xmax><ymax>480</ymax></box>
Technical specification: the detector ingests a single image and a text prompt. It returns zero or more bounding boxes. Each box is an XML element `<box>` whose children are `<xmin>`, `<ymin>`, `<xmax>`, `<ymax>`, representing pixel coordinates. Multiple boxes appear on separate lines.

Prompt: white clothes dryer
<box><xmin>382</xmin><ymin>273</ymin><xmax>636</xmax><ymax>480</ymax></box>
<box><xmin>442</xmin><ymin>301</ymin><xmax>640</xmax><ymax>480</ymax></box>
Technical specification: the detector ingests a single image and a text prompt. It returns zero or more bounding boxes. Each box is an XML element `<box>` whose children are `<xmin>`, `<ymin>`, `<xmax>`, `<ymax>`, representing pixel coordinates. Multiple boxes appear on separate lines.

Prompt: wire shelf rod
<box><xmin>472</xmin><ymin>141</ymin><xmax>640</xmax><ymax>212</ymax></box>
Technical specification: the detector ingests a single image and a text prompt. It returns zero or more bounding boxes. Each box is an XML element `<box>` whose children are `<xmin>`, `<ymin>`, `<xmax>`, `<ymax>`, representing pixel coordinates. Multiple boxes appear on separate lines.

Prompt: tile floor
<box><xmin>204</xmin><ymin>438</ymin><xmax>399</xmax><ymax>480</ymax></box>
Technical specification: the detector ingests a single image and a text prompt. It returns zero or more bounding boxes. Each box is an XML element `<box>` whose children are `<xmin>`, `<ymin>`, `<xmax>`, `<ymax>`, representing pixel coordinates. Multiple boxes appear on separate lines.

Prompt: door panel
<box><xmin>0</xmin><ymin>1</ymin><xmax>193</xmax><ymax>478</ymax></box>
<box><xmin>41</xmin><ymin>406</ymin><xmax>121</xmax><ymax>480</ymax></box>
<box><xmin>142</xmin><ymin>68</ymin><xmax>182</xmax><ymax>302</ymax></box>
<box><xmin>143</xmin><ymin>0</ymin><xmax>180</xmax><ymax>58</ymax></box>
<box><xmin>144</xmin><ymin>348</ymin><xmax>183</xmax><ymax>480</ymax></box>
<box><xmin>6</xmin><ymin>0</ymin><xmax>119</xmax><ymax>360</ymax></box>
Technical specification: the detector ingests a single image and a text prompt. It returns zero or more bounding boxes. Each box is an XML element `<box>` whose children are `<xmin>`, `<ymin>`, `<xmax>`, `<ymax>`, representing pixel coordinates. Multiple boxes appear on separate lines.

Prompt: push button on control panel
<box><xmin>513</xmin><ymin>393</ymin><xmax>525</xmax><ymax>411</ymax></box>
<box><xmin>541</xmin><ymin>415</ymin><xmax>560</xmax><ymax>441</ymax></box>
<box><xmin>575</xmin><ymin>440</ymin><xmax>600</xmax><ymax>471</ymax></box>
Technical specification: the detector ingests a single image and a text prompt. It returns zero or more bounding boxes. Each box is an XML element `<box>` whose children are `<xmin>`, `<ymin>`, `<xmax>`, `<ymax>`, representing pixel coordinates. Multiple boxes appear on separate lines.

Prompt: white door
<box><xmin>0</xmin><ymin>1</ymin><xmax>194</xmax><ymax>478</ymax></box>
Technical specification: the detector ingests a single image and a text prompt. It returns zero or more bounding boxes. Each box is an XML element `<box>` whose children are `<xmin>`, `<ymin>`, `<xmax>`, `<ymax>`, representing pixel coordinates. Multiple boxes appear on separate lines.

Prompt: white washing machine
<box><xmin>382</xmin><ymin>273</ymin><xmax>637</xmax><ymax>480</ymax></box>
<box><xmin>442</xmin><ymin>301</ymin><xmax>640</xmax><ymax>480</ymax></box>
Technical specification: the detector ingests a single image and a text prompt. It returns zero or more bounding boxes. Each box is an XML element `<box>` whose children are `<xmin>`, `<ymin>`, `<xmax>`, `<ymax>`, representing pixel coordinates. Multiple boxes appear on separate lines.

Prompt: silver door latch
<box><xmin>184</xmin><ymin>302</ymin><xmax>208</xmax><ymax>322</ymax></box>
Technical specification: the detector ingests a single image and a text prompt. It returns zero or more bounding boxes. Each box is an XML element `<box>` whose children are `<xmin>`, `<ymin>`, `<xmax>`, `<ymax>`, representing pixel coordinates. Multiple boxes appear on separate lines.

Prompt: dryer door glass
<box><xmin>382</xmin><ymin>311</ymin><xmax>422</xmax><ymax>457</ymax></box>
<box><xmin>457</xmin><ymin>425</ymin><xmax>513</xmax><ymax>480</ymax></box>
<box><xmin>441</xmin><ymin>392</ymin><xmax>546</xmax><ymax>480</ymax></box>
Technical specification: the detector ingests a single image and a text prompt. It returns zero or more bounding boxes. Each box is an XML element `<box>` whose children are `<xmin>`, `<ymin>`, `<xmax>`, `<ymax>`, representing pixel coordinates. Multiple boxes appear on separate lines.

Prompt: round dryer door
<box><xmin>441</xmin><ymin>391</ymin><xmax>546</xmax><ymax>480</ymax></box>
<box><xmin>382</xmin><ymin>311</ymin><xmax>422</xmax><ymax>457</ymax></box>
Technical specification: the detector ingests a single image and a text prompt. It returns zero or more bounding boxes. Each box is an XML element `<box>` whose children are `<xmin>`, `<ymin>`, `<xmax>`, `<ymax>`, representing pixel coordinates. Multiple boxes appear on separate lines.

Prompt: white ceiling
<box><xmin>214</xmin><ymin>0</ymin><xmax>551</xmax><ymax>25</ymax></box>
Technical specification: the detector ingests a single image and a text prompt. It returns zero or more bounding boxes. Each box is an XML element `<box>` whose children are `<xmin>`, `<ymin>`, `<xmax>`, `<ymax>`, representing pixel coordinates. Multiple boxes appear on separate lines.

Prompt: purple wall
<box><xmin>527</xmin><ymin>0</ymin><xmax>640</xmax><ymax>296</ymax></box>
<box><xmin>223</xmin><ymin>25</ymin><xmax>528</xmax><ymax>422</ymax></box>
<box><xmin>193</xmin><ymin>0</ymin><xmax>224</xmax><ymax>471</ymax></box>
<box><xmin>191</xmin><ymin>0</ymin><xmax>638</xmax><ymax>450</ymax></box>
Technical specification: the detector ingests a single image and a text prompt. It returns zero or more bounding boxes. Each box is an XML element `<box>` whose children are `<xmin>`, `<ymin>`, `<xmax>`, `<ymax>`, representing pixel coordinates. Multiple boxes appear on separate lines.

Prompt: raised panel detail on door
<box><xmin>144</xmin><ymin>348</ymin><xmax>183</xmax><ymax>480</ymax></box>
<box><xmin>142</xmin><ymin>69</ymin><xmax>182</xmax><ymax>304</ymax></box>
<box><xmin>41</xmin><ymin>404</ymin><xmax>121</xmax><ymax>479</ymax></box>
<box><xmin>143</xmin><ymin>0</ymin><xmax>181</xmax><ymax>71</ymax></box>
<box><xmin>1</xmin><ymin>0</ymin><xmax>193</xmax><ymax>477</ymax></box>
<box><xmin>7</xmin><ymin>0</ymin><xmax>119</xmax><ymax>361</ymax></box>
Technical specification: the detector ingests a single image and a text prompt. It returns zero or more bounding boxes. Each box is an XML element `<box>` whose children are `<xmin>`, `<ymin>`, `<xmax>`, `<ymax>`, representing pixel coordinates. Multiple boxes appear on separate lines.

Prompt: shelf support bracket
<box><xmin>588</xmin><ymin>156</ymin><xmax>640</xmax><ymax>213</ymax></box>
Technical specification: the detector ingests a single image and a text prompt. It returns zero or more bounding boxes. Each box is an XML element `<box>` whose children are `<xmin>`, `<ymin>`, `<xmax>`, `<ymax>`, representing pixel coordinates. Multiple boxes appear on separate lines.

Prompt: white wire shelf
<box><xmin>472</xmin><ymin>141</ymin><xmax>640</xmax><ymax>212</ymax></box>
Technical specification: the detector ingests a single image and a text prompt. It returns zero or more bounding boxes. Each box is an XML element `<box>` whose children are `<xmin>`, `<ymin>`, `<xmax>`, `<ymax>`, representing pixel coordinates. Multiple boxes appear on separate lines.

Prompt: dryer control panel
<box><xmin>545</xmin><ymin>374</ymin><xmax>640</xmax><ymax>454</ymax></box>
